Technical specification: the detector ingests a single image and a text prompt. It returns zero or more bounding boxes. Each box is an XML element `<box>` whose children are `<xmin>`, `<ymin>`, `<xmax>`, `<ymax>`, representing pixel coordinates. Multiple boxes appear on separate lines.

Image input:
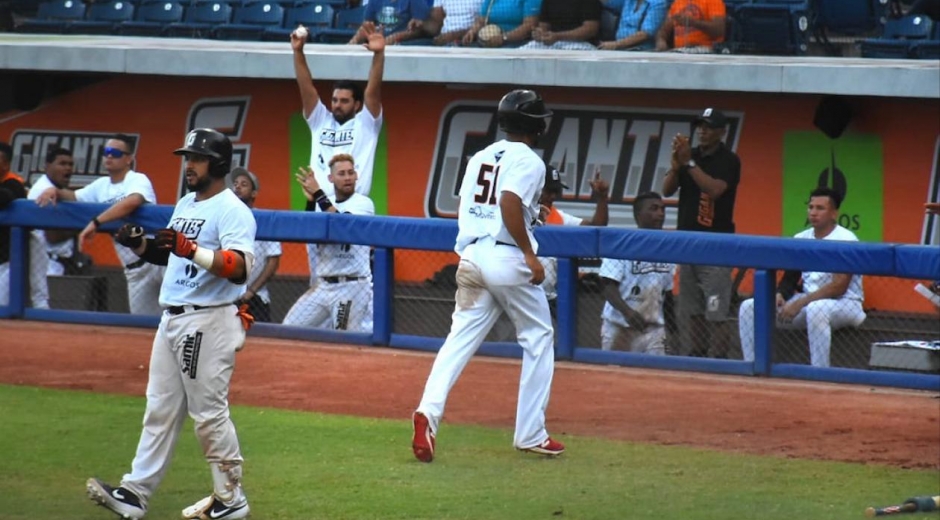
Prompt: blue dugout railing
<box><xmin>2</xmin><ymin>200</ymin><xmax>938</xmax><ymax>391</ymax></box>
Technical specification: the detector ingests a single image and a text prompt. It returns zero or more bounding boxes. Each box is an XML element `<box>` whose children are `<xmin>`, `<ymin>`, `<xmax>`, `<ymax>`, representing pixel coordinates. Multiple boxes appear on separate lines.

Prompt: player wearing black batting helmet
<box><xmin>497</xmin><ymin>90</ymin><xmax>553</xmax><ymax>136</ymax></box>
<box><xmin>174</xmin><ymin>128</ymin><xmax>233</xmax><ymax>178</ymax></box>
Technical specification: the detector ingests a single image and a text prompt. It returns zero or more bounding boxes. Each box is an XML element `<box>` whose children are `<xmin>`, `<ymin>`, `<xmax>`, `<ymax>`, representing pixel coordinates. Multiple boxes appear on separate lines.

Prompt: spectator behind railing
<box><xmin>0</xmin><ymin>142</ymin><xmax>27</xmax><ymax>307</ymax></box>
<box><xmin>599</xmin><ymin>192</ymin><xmax>675</xmax><ymax>355</ymax></box>
<box><xmin>655</xmin><ymin>0</ymin><xmax>727</xmax><ymax>53</ymax></box>
<box><xmin>406</xmin><ymin>0</ymin><xmax>484</xmax><ymax>46</ymax></box>
<box><xmin>598</xmin><ymin>0</ymin><xmax>668</xmax><ymax>51</ymax></box>
<box><xmin>462</xmin><ymin>0</ymin><xmax>542</xmax><ymax>48</ymax></box>
<box><xmin>738</xmin><ymin>187</ymin><xmax>867</xmax><ymax>368</ymax></box>
<box><xmin>520</xmin><ymin>0</ymin><xmax>601</xmax><ymax>50</ymax></box>
<box><xmin>350</xmin><ymin>0</ymin><xmax>431</xmax><ymax>45</ymax></box>
<box><xmin>662</xmin><ymin>108</ymin><xmax>741</xmax><ymax>359</ymax></box>
<box><xmin>230</xmin><ymin>168</ymin><xmax>281</xmax><ymax>323</ymax></box>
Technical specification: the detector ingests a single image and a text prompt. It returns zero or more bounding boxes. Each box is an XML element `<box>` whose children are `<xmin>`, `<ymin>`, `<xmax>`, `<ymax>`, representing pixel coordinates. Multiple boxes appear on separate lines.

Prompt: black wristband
<box><xmin>316</xmin><ymin>196</ymin><xmax>334</xmax><ymax>212</ymax></box>
<box><xmin>312</xmin><ymin>189</ymin><xmax>325</xmax><ymax>201</ymax></box>
<box><xmin>92</xmin><ymin>217</ymin><xmax>101</xmax><ymax>229</ymax></box>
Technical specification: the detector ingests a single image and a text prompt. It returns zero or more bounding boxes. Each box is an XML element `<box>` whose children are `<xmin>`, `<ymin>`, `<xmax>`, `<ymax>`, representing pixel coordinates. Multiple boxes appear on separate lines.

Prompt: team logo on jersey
<box><xmin>630</xmin><ymin>261</ymin><xmax>674</xmax><ymax>275</ymax></box>
<box><xmin>178</xmin><ymin>97</ymin><xmax>252</xmax><ymax>200</ymax></box>
<box><xmin>424</xmin><ymin>102</ymin><xmax>743</xmax><ymax>229</ymax></box>
<box><xmin>468</xmin><ymin>206</ymin><xmax>495</xmax><ymax>220</ymax></box>
<box><xmin>184</xmin><ymin>264</ymin><xmax>199</xmax><ymax>279</ymax></box>
<box><xmin>168</xmin><ymin>218</ymin><xmax>206</xmax><ymax>239</ymax></box>
<box><xmin>8</xmin><ymin>130</ymin><xmax>141</xmax><ymax>188</ymax></box>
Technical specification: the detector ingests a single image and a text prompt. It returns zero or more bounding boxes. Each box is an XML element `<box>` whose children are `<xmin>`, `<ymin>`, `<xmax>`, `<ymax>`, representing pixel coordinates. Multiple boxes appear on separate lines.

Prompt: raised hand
<box><xmin>361</xmin><ymin>22</ymin><xmax>386</xmax><ymax>52</ymax></box>
<box><xmin>588</xmin><ymin>169</ymin><xmax>610</xmax><ymax>195</ymax></box>
<box><xmin>294</xmin><ymin>166</ymin><xmax>320</xmax><ymax>200</ymax></box>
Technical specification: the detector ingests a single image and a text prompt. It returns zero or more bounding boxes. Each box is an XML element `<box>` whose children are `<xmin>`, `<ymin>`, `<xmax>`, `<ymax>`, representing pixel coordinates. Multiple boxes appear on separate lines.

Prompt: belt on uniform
<box><xmin>125</xmin><ymin>258</ymin><xmax>147</xmax><ymax>270</ymax></box>
<box><xmin>321</xmin><ymin>276</ymin><xmax>364</xmax><ymax>284</ymax></box>
<box><xmin>470</xmin><ymin>238</ymin><xmax>516</xmax><ymax>248</ymax></box>
<box><xmin>166</xmin><ymin>305</ymin><xmax>206</xmax><ymax>315</ymax></box>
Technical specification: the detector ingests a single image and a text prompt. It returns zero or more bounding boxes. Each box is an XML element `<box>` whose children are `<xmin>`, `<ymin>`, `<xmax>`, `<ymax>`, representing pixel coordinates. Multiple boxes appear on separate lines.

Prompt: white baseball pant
<box><xmin>416</xmin><ymin>239</ymin><xmax>556</xmax><ymax>449</ymax></box>
<box><xmin>125</xmin><ymin>263</ymin><xmax>164</xmax><ymax>315</ymax></box>
<box><xmin>282</xmin><ymin>278</ymin><xmax>373</xmax><ymax>332</ymax></box>
<box><xmin>28</xmin><ymin>231</ymin><xmax>50</xmax><ymax>308</ymax></box>
<box><xmin>600</xmin><ymin>320</ymin><xmax>666</xmax><ymax>355</ymax></box>
<box><xmin>739</xmin><ymin>295</ymin><xmax>866</xmax><ymax>368</ymax></box>
<box><xmin>120</xmin><ymin>305</ymin><xmax>246</xmax><ymax>507</ymax></box>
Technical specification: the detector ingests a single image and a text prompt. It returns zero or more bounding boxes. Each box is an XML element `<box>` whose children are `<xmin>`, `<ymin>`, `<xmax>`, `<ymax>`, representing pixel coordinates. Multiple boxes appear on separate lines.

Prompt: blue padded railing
<box><xmin>2</xmin><ymin>200</ymin><xmax>937</xmax><ymax>391</ymax></box>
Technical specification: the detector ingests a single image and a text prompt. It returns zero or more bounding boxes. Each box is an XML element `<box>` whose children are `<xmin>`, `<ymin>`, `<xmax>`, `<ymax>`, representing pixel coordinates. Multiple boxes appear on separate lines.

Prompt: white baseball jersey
<box><xmin>306</xmin><ymin>100</ymin><xmax>383</xmax><ymax>197</ymax></box>
<box><xmin>434</xmin><ymin>0</ymin><xmax>482</xmax><ymax>34</ymax></box>
<box><xmin>316</xmin><ymin>193</ymin><xmax>375</xmax><ymax>278</ymax></box>
<box><xmin>159</xmin><ymin>189</ymin><xmax>256</xmax><ymax>307</ymax></box>
<box><xmin>455</xmin><ymin>140</ymin><xmax>545</xmax><ymax>255</ymax></box>
<box><xmin>75</xmin><ymin>170</ymin><xmax>157</xmax><ymax>267</ymax></box>
<box><xmin>243</xmin><ymin>240</ymin><xmax>282</xmax><ymax>304</ymax></box>
<box><xmin>28</xmin><ymin>174</ymin><xmax>74</xmax><ymax>262</ymax></box>
<box><xmin>600</xmin><ymin>259</ymin><xmax>676</xmax><ymax>327</ymax></box>
<box><xmin>794</xmin><ymin>225</ymin><xmax>864</xmax><ymax>301</ymax></box>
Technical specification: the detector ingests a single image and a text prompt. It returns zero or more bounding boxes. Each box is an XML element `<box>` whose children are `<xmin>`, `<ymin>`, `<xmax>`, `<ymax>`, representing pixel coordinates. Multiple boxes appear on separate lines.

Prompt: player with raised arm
<box><xmin>85</xmin><ymin>128</ymin><xmax>256</xmax><ymax>520</ymax></box>
<box><xmin>411</xmin><ymin>89</ymin><xmax>564</xmax><ymax>463</ymax></box>
<box><xmin>284</xmin><ymin>153</ymin><xmax>375</xmax><ymax>331</ymax></box>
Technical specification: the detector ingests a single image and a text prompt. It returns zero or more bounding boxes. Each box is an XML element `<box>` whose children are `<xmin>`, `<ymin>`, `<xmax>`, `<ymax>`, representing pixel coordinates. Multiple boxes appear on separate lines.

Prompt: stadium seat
<box><xmin>262</xmin><ymin>1</ymin><xmax>335</xmax><ymax>42</ymax></box>
<box><xmin>598</xmin><ymin>6</ymin><xmax>619</xmax><ymax>42</ymax></box>
<box><xmin>733</xmin><ymin>0</ymin><xmax>810</xmax><ymax>54</ymax></box>
<box><xmin>214</xmin><ymin>0</ymin><xmax>284</xmax><ymax>40</ymax></box>
<box><xmin>861</xmin><ymin>14</ymin><xmax>934</xmax><ymax>58</ymax></box>
<box><xmin>69</xmin><ymin>0</ymin><xmax>135</xmax><ymax>35</ymax></box>
<box><xmin>118</xmin><ymin>0</ymin><xmax>184</xmax><ymax>36</ymax></box>
<box><xmin>314</xmin><ymin>5</ymin><xmax>363</xmax><ymax>43</ymax></box>
<box><xmin>164</xmin><ymin>0</ymin><xmax>233</xmax><ymax>37</ymax></box>
<box><xmin>812</xmin><ymin>0</ymin><xmax>883</xmax><ymax>35</ymax></box>
<box><xmin>16</xmin><ymin>0</ymin><xmax>86</xmax><ymax>34</ymax></box>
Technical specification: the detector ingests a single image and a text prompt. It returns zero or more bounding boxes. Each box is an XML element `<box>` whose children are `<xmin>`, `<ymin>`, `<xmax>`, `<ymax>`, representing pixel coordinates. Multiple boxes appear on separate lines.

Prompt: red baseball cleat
<box><xmin>519</xmin><ymin>437</ymin><xmax>565</xmax><ymax>456</ymax></box>
<box><xmin>412</xmin><ymin>411</ymin><xmax>435</xmax><ymax>463</ymax></box>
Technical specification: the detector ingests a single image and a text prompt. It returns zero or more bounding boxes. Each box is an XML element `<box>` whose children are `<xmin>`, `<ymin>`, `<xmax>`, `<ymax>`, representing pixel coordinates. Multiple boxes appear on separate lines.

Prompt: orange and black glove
<box><xmin>154</xmin><ymin>229</ymin><xmax>197</xmax><ymax>259</ymax></box>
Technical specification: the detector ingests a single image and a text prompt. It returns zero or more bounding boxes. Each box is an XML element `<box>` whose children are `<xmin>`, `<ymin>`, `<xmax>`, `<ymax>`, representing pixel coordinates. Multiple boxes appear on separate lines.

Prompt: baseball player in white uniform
<box><xmin>285</xmin><ymin>154</ymin><xmax>375</xmax><ymax>331</ymax></box>
<box><xmin>599</xmin><ymin>192</ymin><xmax>675</xmax><ymax>355</ymax></box>
<box><xmin>25</xmin><ymin>147</ymin><xmax>77</xmax><ymax>309</ymax></box>
<box><xmin>739</xmin><ymin>187</ymin><xmax>865</xmax><ymax>368</ymax></box>
<box><xmin>292</xmin><ymin>22</ymin><xmax>384</xmax><ymax>288</ymax></box>
<box><xmin>86</xmin><ymin>129</ymin><xmax>256</xmax><ymax>520</ymax></box>
<box><xmin>412</xmin><ymin>90</ymin><xmax>564</xmax><ymax>463</ymax></box>
<box><xmin>36</xmin><ymin>135</ymin><xmax>164</xmax><ymax>315</ymax></box>
<box><xmin>230</xmin><ymin>167</ymin><xmax>282</xmax><ymax>323</ymax></box>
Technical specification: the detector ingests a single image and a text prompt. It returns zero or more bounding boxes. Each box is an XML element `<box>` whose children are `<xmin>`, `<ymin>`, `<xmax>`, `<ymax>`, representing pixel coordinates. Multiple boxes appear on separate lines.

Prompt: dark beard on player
<box><xmin>187</xmin><ymin>175</ymin><xmax>212</xmax><ymax>193</ymax></box>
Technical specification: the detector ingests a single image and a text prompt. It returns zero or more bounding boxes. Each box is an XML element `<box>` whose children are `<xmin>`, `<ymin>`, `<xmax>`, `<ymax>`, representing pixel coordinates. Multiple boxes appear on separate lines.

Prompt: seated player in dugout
<box><xmin>230</xmin><ymin>167</ymin><xmax>282</xmax><ymax>323</ymax></box>
<box><xmin>283</xmin><ymin>153</ymin><xmax>375</xmax><ymax>332</ymax></box>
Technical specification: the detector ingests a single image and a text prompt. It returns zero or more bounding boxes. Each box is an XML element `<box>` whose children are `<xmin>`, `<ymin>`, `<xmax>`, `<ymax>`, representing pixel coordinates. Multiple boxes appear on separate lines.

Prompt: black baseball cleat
<box><xmin>182</xmin><ymin>493</ymin><xmax>250</xmax><ymax>519</ymax></box>
<box><xmin>86</xmin><ymin>478</ymin><xmax>147</xmax><ymax>519</ymax></box>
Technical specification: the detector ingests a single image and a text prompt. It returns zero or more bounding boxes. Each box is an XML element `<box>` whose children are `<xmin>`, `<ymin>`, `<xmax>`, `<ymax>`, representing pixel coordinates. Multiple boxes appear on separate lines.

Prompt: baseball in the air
<box><xmin>478</xmin><ymin>24</ymin><xmax>502</xmax><ymax>43</ymax></box>
<box><xmin>293</xmin><ymin>25</ymin><xmax>308</xmax><ymax>39</ymax></box>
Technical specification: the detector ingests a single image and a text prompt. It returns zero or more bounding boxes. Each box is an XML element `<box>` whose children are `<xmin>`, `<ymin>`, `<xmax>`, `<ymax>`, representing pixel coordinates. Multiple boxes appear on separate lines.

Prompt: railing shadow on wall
<box><xmin>2</xmin><ymin>200</ymin><xmax>938</xmax><ymax>392</ymax></box>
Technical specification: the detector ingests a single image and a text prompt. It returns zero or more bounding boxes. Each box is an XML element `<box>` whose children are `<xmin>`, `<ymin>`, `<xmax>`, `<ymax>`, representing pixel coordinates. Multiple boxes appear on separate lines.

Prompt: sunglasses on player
<box><xmin>103</xmin><ymin>147</ymin><xmax>130</xmax><ymax>158</ymax></box>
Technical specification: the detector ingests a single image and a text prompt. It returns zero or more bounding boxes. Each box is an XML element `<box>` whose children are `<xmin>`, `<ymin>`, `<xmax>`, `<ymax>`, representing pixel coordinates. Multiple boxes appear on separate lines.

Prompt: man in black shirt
<box><xmin>663</xmin><ymin>108</ymin><xmax>741</xmax><ymax>357</ymax></box>
<box><xmin>520</xmin><ymin>0</ymin><xmax>602</xmax><ymax>50</ymax></box>
<box><xmin>0</xmin><ymin>142</ymin><xmax>28</xmax><ymax>307</ymax></box>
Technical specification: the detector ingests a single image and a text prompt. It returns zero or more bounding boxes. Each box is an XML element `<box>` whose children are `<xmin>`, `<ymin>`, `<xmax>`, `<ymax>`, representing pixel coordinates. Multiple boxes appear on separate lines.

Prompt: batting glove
<box><xmin>154</xmin><ymin>228</ymin><xmax>198</xmax><ymax>259</ymax></box>
<box><xmin>115</xmin><ymin>224</ymin><xmax>145</xmax><ymax>249</ymax></box>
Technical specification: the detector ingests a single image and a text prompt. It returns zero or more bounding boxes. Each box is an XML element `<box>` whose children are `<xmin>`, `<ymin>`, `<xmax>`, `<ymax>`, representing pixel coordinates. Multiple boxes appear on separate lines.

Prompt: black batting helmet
<box><xmin>497</xmin><ymin>89</ymin><xmax>553</xmax><ymax>136</ymax></box>
<box><xmin>174</xmin><ymin>128</ymin><xmax>233</xmax><ymax>178</ymax></box>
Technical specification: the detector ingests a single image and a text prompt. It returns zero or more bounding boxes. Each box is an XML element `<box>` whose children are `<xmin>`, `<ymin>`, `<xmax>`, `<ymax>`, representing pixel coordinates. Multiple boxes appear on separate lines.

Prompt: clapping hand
<box><xmin>672</xmin><ymin>133</ymin><xmax>692</xmax><ymax>164</ymax></box>
<box><xmin>295</xmin><ymin>166</ymin><xmax>321</xmax><ymax>200</ymax></box>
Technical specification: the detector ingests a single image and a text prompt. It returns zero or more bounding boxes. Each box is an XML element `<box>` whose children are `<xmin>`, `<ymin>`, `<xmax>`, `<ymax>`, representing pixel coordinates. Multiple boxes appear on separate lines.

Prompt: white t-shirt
<box><xmin>600</xmin><ymin>259</ymin><xmax>676</xmax><ymax>327</ymax></box>
<box><xmin>75</xmin><ymin>170</ymin><xmax>157</xmax><ymax>268</ymax></box>
<box><xmin>243</xmin><ymin>240</ymin><xmax>282</xmax><ymax>304</ymax></box>
<box><xmin>555</xmin><ymin>207</ymin><xmax>583</xmax><ymax>226</ymax></box>
<box><xmin>316</xmin><ymin>193</ymin><xmax>375</xmax><ymax>278</ymax></box>
<box><xmin>27</xmin><ymin>174</ymin><xmax>74</xmax><ymax>261</ymax></box>
<box><xmin>794</xmin><ymin>225</ymin><xmax>864</xmax><ymax>301</ymax></box>
<box><xmin>159</xmin><ymin>189</ymin><xmax>256</xmax><ymax>307</ymax></box>
<box><xmin>435</xmin><ymin>0</ymin><xmax>482</xmax><ymax>34</ymax></box>
<box><xmin>306</xmin><ymin>100</ymin><xmax>383</xmax><ymax>197</ymax></box>
<box><xmin>455</xmin><ymin>140</ymin><xmax>545</xmax><ymax>255</ymax></box>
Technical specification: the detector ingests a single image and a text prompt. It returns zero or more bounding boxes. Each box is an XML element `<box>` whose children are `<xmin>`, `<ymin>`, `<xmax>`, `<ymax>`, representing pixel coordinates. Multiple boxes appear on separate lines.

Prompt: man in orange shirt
<box><xmin>654</xmin><ymin>0</ymin><xmax>726</xmax><ymax>52</ymax></box>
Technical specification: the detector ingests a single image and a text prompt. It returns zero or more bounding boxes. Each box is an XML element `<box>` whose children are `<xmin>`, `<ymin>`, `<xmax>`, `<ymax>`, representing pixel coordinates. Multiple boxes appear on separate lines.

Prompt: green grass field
<box><xmin>1</xmin><ymin>384</ymin><xmax>937</xmax><ymax>520</ymax></box>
